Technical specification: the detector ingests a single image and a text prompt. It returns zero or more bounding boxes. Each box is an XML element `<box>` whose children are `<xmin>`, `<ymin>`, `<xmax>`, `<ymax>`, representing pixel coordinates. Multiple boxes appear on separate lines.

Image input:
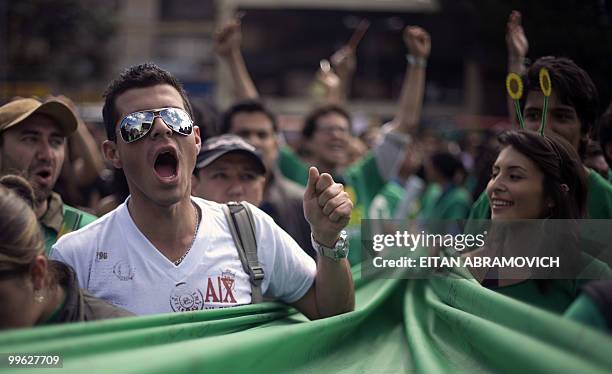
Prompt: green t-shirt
<box><xmin>343</xmin><ymin>153</ymin><xmax>388</xmax><ymax>265</ymax></box>
<box><xmin>278</xmin><ymin>146</ymin><xmax>309</xmax><ymax>187</ymax></box>
<box><xmin>43</xmin><ymin>205</ymin><xmax>97</xmax><ymax>254</ymax></box>
<box><xmin>367</xmin><ymin>181</ymin><xmax>405</xmax><ymax>219</ymax></box>
<box><xmin>467</xmin><ymin>169</ymin><xmax>612</xmax><ymax>220</ymax></box>
<box><xmin>419</xmin><ymin>184</ymin><xmax>472</xmax><ymax>220</ymax></box>
<box><xmin>483</xmin><ymin>255</ymin><xmax>611</xmax><ymax>314</ymax></box>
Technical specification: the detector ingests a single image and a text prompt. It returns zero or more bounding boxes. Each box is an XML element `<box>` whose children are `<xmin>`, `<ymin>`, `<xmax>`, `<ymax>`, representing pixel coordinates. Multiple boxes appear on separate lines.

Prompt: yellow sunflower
<box><xmin>539</xmin><ymin>68</ymin><xmax>552</xmax><ymax>97</ymax></box>
<box><xmin>506</xmin><ymin>73</ymin><xmax>523</xmax><ymax>100</ymax></box>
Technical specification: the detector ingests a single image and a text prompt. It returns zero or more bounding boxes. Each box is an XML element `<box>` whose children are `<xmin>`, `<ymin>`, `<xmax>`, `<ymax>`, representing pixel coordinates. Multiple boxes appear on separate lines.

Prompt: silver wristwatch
<box><xmin>311</xmin><ymin>231</ymin><xmax>349</xmax><ymax>261</ymax></box>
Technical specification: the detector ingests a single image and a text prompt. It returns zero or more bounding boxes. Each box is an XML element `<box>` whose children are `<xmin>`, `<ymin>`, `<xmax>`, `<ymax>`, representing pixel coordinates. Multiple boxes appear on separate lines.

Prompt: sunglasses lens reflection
<box><xmin>161</xmin><ymin>108</ymin><xmax>193</xmax><ymax>136</ymax></box>
<box><xmin>120</xmin><ymin>112</ymin><xmax>154</xmax><ymax>143</ymax></box>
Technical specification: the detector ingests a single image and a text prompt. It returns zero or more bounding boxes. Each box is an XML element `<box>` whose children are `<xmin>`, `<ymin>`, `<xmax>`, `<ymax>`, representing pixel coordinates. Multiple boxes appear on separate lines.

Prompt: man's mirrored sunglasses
<box><xmin>119</xmin><ymin>107</ymin><xmax>194</xmax><ymax>143</ymax></box>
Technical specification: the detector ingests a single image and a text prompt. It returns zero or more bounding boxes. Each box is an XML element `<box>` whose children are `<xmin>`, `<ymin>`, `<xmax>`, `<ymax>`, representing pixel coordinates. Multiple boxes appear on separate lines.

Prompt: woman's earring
<box><xmin>34</xmin><ymin>290</ymin><xmax>45</xmax><ymax>303</ymax></box>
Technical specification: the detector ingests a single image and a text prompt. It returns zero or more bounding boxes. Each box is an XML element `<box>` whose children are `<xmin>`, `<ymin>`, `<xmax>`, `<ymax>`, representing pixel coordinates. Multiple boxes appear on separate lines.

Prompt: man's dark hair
<box><xmin>429</xmin><ymin>151</ymin><xmax>465</xmax><ymax>182</ymax></box>
<box><xmin>598</xmin><ymin>102</ymin><xmax>612</xmax><ymax>166</ymax></box>
<box><xmin>219</xmin><ymin>99</ymin><xmax>277</xmax><ymax>135</ymax></box>
<box><xmin>524</xmin><ymin>57</ymin><xmax>599</xmax><ymax>154</ymax></box>
<box><xmin>302</xmin><ymin>104</ymin><xmax>352</xmax><ymax>139</ymax></box>
<box><xmin>102</xmin><ymin>63</ymin><xmax>194</xmax><ymax>141</ymax></box>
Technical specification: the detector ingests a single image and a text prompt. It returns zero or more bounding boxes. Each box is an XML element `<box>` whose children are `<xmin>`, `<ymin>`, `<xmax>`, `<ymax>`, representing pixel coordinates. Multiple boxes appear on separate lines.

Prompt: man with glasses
<box><xmin>51</xmin><ymin>63</ymin><xmax>354</xmax><ymax>318</ymax></box>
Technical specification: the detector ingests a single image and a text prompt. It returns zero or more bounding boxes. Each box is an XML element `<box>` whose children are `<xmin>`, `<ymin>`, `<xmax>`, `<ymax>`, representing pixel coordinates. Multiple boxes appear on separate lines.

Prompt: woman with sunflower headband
<box><xmin>468</xmin><ymin>11</ymin><xmax>612</xmax><ymax>221</ymax></box>
<box><xmin>462</xmin><ymin>129</ymin><xmax>611</xmax><ymax>314</ymax></box>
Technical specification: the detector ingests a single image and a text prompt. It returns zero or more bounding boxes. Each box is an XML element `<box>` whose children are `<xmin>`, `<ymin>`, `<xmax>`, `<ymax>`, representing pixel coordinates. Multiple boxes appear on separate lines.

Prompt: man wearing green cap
<box><xmin>0</xmin><ymin>97</ymin><xmax>97</xmax><ymax>252</ymax></box>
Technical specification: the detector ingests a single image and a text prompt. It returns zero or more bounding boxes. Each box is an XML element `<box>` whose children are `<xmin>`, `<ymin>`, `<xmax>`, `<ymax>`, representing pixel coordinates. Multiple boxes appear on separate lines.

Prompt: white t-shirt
<box><xmin>50</xmin><ymin>197</ymin><xmax>316</xmax><ymax>315</ymax></box>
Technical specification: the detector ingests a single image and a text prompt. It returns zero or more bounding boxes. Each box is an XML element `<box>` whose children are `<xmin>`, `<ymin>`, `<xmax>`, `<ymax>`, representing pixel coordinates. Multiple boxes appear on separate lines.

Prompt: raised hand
<box><xmin>330</xmin><ymin>46</ymin><xmax>357</xmax><ymax>79</ymax></box>
<box><xmin>404</xmin><ymin>26</ymin><xmax>431</xmax><ymax>59</ymax></box>
<box><xmin>303</xmin><ymin>167</ymin><xmax>353</xmax><ymax>247</ymax></box>
<box><xmin>506</xmin><ymin>10</ymin><xmax>528</xmax><ymax>60</ymax></box>
<box><xmin>214</xmin><ymin>17</ymin><xmax>242</xmax><ymax>58</ymax></box>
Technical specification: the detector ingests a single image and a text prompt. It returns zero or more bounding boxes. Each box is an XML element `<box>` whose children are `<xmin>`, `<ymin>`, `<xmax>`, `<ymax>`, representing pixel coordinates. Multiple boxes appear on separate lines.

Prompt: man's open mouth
<box><xmin>154</xmin><ymin>151</ymin><xmax>178</xmax><ymax>178</ymax></box>
<box><xmin>36</xmin><ymin>170</ymin><xmax>51</xmax><ymax>179</ymax></box>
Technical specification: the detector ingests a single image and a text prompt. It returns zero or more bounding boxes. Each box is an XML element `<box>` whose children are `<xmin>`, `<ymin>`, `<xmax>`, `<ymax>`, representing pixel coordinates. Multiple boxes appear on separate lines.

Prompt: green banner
<box><xmin>1</xmin><ymin>266</ymin><xmax>610</xmax><ymax>373</ymax></box>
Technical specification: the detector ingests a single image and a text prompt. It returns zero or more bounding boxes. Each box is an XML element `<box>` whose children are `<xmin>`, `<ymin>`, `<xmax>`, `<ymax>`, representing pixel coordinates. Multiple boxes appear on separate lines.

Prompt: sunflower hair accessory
<box><xmin>506</xmin><ymin>73</ymin><xmax>525</xmax><ymax>129</ymax></box>
<box><xmin>538</xmin><ymin>68</ymin><xmax>552</xmax><ymax>135</ymax></box>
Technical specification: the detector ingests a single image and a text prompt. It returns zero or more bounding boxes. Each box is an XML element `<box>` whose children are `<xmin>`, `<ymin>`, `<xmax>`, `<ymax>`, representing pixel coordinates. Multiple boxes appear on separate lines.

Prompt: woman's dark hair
<box><xmin>497</xmin><ymin>130</ymin><xmax>587</xmax><ymax>219</ymax></box>
<box><xmin>302</xmin><ymin>104</ymin><xmax>352</xmax><ymax>139</ymax></box>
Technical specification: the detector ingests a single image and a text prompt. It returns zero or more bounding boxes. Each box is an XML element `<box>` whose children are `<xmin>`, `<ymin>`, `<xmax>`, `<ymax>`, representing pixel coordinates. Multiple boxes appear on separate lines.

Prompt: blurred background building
<box><xmin>1</xmin><ymin>0</ymin><xmax>611</xmax><ymax>137</ymax></box>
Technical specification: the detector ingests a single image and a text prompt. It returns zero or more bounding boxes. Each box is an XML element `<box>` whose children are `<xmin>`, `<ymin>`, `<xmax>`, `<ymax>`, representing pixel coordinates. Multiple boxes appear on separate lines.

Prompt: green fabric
<box><xmin>43</xmin><ymin>205</ymin><xmax>97</xmax><ymax>254</ymax></box>
<box><xmin>2</xmin><ymin>265</ymin><xmax>611</xmax><ymax>373</ymax></box>
<box><xmin>419</xmin><ymin>184</ymin><xmax>472</xmax><ymax>220</ymax></box>
<box><xmin>278</xmin><ymin>146</ymin><xmax>309</xmax><ymax>187</ymax></box>
<box><xmin>467</xmin><ymin>169</ymin><xmax>612</xmax><ymax>220</ymax></box>
<box><xmin>490</xmin><ymin>280</ymin><xmax>577</xmax><ymax>314</ymax></box>
<box><xmin>564</xmin><ymin>293</ymin><xmax>609</xmax><ymax>332</ymax></box>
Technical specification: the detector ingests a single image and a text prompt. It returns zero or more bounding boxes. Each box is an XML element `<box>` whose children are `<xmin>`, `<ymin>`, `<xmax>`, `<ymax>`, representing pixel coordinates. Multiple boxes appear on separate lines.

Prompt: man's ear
<box><xmin>102</xmin><ymin>140</ymin><xmax>122</xmax><ymax>169</ymax></box>
<box><xmin>194</xmin><ymin>126</ymin><xmax>202</xmax><ymax>154</ymax></box>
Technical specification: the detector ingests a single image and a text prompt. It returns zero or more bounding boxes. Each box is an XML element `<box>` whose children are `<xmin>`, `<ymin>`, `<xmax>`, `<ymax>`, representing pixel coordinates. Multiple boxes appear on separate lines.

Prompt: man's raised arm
<box><xmin>214</xmin><ymin>16</ymin><xmax>259</xmax><ymax>100</ymax></box>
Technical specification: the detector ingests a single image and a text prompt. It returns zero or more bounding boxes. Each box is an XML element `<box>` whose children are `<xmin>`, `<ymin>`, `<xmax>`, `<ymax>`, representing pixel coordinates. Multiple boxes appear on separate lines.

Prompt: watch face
<box><xmin>335</xmin><ymin>248</ymin><xmax>348</xmax><ymax>260</ymax></box>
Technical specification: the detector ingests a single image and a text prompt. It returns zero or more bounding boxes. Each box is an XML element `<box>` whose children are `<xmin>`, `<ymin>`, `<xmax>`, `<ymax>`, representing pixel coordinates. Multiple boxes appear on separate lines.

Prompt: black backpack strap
<box><xmin>222</xmin><ymin>202</ymin><xmax>264</xmax><ymax>303</ymax></box>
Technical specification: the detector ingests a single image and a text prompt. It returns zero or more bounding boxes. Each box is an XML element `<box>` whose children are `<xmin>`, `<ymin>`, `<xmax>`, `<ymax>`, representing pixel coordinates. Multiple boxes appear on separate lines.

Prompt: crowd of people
<box><xmin>0</xmin><ymin>10</ymin><xmax>611</xmax><ymax>337</ymax></box>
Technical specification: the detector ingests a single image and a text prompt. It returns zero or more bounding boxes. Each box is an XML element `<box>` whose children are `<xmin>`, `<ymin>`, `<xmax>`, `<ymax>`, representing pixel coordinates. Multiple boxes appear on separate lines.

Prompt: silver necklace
<box><xmin>174</xmin><ymin>201</ymin><xmax>200</xmax><ymax>266</ymax></box>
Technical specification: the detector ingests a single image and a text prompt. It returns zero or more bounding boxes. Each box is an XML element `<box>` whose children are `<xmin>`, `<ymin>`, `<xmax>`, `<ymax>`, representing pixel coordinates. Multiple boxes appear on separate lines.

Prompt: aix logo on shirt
<box><xmin>169</xmin><ymin>270</ymin><xmax>239</xmax><ymax>312</ymax></box>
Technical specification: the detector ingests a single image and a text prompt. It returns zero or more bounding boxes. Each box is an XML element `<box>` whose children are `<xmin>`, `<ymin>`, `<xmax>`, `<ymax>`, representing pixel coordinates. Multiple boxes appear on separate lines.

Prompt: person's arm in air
<box><xmin>506</xmin><ymin>10</ymin><xmax>529</xmax><ymax>124</ymax></box>
<box><xmin>316</xmin><ymin>60</ymin><xmax>344</xmax><ymax>105</ymax></box>
<box><xmin>291</xmin><ymin>167</ymin><xmax>355</xmax><ymax>319</ymax></box>
<box><xmin>390</xmin><ymin>26</ymin><xmax>430</xmax><ymax>136</ymax></box>
<box><xmin>370</xmin><ymin>26</ymin><xmax>430</xmax><ymax>183</ymax></box>
<box><xmin>54</xmin><ymin>96</ymin><xmax>105</xmax><ymax>188</ymax></box>
<box><xmin>214</xmin><ymin>15</ymin><xmax>259</xmax><ymax>100</ymax></box>
<box><xmin>329</xmin><ymin>46</ymin><xmax>357</xmax><ymax>103</ymax></box>
<box><xmin>316</xmin><ymin>20</ymin><xmax>366</xmax><ymax>105</ymax></box>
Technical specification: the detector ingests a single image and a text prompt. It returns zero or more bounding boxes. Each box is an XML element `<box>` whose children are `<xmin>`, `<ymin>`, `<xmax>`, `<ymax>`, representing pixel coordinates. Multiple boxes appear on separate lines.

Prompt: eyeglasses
<box><xmin>316</xmin><ymin>123</ymin><xmax>350</xmax><ymax>135</ymax></box>
<box><xmin>118</xmin><ymin>107</ymin><xmax>194</xmax><ymax>143</ymax></box>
